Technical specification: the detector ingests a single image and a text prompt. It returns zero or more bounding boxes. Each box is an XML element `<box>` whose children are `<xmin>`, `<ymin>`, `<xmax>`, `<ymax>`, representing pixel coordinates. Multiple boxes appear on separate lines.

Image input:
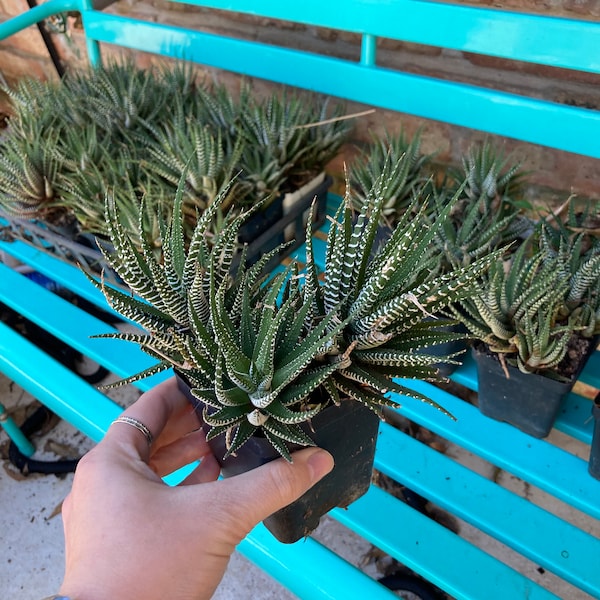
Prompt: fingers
<box><xmin>178</xmin><ymin>453</ymin><xmax>221</xmax><ymax>485</ymax></box>
<box><xmin>219</xmin><ymin>447</ymin><xmax>334</xmax><ymax>530</ymax></box>
<box><xmin>152</xmin><ymin>400</ymin><xmax>200</xmax><ymax>450</ymax></box>
<box><xmin>107</xmin><ymin>377</ymin><xmax>199</xmax><ymax>459</ymax></box>
<box><xmin>149</xmin><ymin>429</ymin><xmax>211</xmax><ymax>477</ymax></box>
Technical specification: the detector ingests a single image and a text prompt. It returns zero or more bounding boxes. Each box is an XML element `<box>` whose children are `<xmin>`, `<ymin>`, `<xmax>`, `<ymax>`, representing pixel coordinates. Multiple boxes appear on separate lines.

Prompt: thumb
<box><xmin>221</xmin><ymin>447</ymin><xmax>334</xmax><ymax>529</ymax></box>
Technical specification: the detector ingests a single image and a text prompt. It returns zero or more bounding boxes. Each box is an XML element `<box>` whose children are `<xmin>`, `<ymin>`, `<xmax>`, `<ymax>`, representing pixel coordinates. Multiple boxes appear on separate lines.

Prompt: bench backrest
<box><xmin>1</xmin><ymin>0</ymin><xmax>599</xmax><ymax>158</ymax></box>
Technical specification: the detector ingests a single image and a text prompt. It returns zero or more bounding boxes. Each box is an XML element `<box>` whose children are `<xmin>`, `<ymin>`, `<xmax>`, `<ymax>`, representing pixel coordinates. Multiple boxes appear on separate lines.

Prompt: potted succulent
<box><xmin>0</xmin><ymin>61</ymin><xmax>351</xmax><ymax>272</ymax></box>
<box><xmin>347</xmin><ymin>128</ymin><xmax>432</xmax><ymax>229</ymax></box>
<box><xmin>347</xmin><ymin>138</ymin><xmax>533</xmax><ymax>376</ymax></box>
<box><xmin>88</xmin><ymin>170</ymin><xmax>499</xmax><ymax>543</ymax></box>
<box><xmin>540</xmin><ymin>198</ymin><xmax>600</xmax><ymax>475</ymax></box>
<box><xmin>416</xmin><ymin>142</ymin><xmax>533</xmax><ymax>374</ymax></box>
<box><xmin>230</xmin><ymin>89</ymin><xmax>350</xmax><ymax>265</ymax></box>
<box><xmin>451</xmin><ymin>219</ymin><xmax>600</xmax><ymax>438</ymax></box>
<box><xmin>426</xmin><ymin>141</ymin><xmax>532</xmax><ymax>270</ymax></box>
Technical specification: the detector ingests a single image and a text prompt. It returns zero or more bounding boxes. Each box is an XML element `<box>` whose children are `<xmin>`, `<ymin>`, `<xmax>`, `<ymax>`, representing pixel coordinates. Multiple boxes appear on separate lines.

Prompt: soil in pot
<box><xmin>471</xmin><ymin>339</ymin><xmax>596</xmax><ymax>439</ymax></box>
<box><xmin>177</xmin><ymin>376</ymin><xmax>380</xmax><ymax>543</ymax></box>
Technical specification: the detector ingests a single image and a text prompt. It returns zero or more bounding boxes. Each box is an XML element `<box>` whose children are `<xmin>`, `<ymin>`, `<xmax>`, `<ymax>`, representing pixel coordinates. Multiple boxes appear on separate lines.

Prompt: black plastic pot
<box><xmin>588</xmin><ymin>393</ymin><xmax>600</xmax><ymax>480</ymax></box>
<box><xmin>177</xmin><ymin>376</ymin><xmax>379</xmax><ymax>543</ymax></box>
<box><xmin>237</xmin><ymin>195</ymin><xmax>285</xmax><ymax>249</ymax></box>
<box><xmin>472</xmin><ymin>345</ymin><xmax>575</xmax><ymax>438</ymax></box>
<box><xmin>235</xmin><ymin>174</ymin><xmax>331</xmax><ymax>271</ymax></box>
<box><xmin>417</xmin><ymin>317</ymin><xmax>469</xmax><ymax>377</ymax></box>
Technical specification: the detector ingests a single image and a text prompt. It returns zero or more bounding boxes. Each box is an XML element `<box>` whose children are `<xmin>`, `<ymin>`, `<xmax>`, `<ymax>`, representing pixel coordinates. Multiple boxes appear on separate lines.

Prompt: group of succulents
<box><xmin>1</xmin><ymin>59</ymin><xmax>598</xmax><ymax>457</ymax></box>
<box><xmin>0</xmin><ymin>59</ymin><xmax>352</xmax><ymax>244</ymax></box>
<box><xmin>347</xmin><ymin>133</ymin><xmax>600</xmax><ymax>385</ymax></box>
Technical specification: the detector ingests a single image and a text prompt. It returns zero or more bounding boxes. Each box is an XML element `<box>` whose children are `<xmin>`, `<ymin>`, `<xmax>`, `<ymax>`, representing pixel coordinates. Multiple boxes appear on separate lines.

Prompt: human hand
<box><xmin>58</xmin><ymin>376</ymin><xmax>334</xmax><ymax>600</ymax></box>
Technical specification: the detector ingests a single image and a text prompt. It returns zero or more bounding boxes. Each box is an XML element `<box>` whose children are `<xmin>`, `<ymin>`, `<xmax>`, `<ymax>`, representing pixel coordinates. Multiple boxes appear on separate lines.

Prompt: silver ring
<box><xmin>112</xmin><ymin>415</ymin><xmax>154</xmax><ymax>446</ymax></box>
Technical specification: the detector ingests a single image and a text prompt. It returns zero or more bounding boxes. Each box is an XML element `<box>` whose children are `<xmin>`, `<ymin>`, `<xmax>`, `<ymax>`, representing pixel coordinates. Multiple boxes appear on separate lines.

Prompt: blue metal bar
<box><xmin>177</xmin><ymin>0</ymin><xmax>600</xmax><ymax>73</ymax></box>
<box><xmin>0</xmin><ymin>262</ymin><xmax>166</xmax><ymax>391</ymax></box>
<box><xmin>0</xmin><ymin>402</ymin><xmax>35</xmax><ymax>456</ymax></box>
<box><xmin>396</xmin><ymin>379</ymin><xmax>600</xmax><ymax>520</ymax></box>
<box><xmin>360</xmin><ymin>33</ymin><xmax>376</xmax><ymax>67</ymax></box>
<box><xmin>0</xmin><ymin>237</ymin><xmax>121</xmax><ymax>316</ymax></box>
<box><xmin>0</xmin><ymin>321</ymin><xmax>121</xmax><ymax>443</ymax></box>
<box><xmin>376</xmin><ymin>423</ymin><xmax>600</xmax><ymax>597</ymax></box>
<box><xmin>0</xmin><ymin>0</ymin><xmax>80</xmax><ymax>41</ymax></box>
<box><xmin>239</xmin><ymin>524</ymin><xmax>398</xmax><ymax>599</ymax></box>
<box><xmin>332</xmin><ymin>485</ymin><xmax>559</xmax><ymax>600</ymax></box>
<box><xmin>82</xmin><ymin>13</ymin><xmax>600</xmax><ymax>158</ymax></box>
<box><xmin>556</xmin><ymin>394</ymin><xmax>595</xmax><ymax>444</ymax></box>
<box><xmin>80</xmin><ymin>0</ymin><xmax>102</xmax><ymax>66</ymax></box>
<box><xmin>0</xmin><ymin>0</ymin><xmax>99</xmax><ymax>65</ymax></box>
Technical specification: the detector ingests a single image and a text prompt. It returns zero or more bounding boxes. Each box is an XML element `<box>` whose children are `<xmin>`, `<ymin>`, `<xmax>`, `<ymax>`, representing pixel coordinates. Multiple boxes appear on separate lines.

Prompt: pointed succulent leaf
<box><xmin>222</xmin><ymin>420</ymin><xmax>258</xmax><ymax>459</ymax></box>
<box><xmin>98</xmin><ymin>361</ymin><xmax>172</xmax><ymax>389</ymax></box>
<box><xmin>264</xmin><ymin>401</ymin><xmax>323</xmax><ymax>425</ymax></box>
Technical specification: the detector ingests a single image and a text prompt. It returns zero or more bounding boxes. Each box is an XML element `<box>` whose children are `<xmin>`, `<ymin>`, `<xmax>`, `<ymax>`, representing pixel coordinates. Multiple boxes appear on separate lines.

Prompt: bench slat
<box><xmin>555</xmin><ymin>394</ymin><xmax>596</xmax><ymax>444</ymax></box>
<box><xmin>395</xmin><ymin>380</ymin><xmax>600</xmax><ymax>520</ymax></box>
<box><xmin>0</xmin><ymin>261</ymin><xmax>164</xmax><ymax>391</ymax></box>
<box><xmin>332</xmin><ymin>485</ymin><xmax>559</xmax><ymax>600</ymax></box>
<box><xmin>82</xmin><ymin>12</ymin><xmax>600</xmax><ymax>158</ymax></box>
<box><xmin>0</xmin><ymin>236</ymin><xmax>120</xmax><ymax>316</ymax></box>
<box><xmin>188</xmin><ymin>0</ymin><xmax>600</xmax><ymax>73</ymax></box>
<box><xmin>239</xmin><ymin>524</ymin><xmax>398</xmax><ymax>600</ymax></box>
<box><xmin>376</xmin><ymin>422</ymin><xmax>600</xmax><ymax>597</ymax></box>
<box><xmin>0</xmin><ymin>321</ymin><xmax>121</xmax><ymax>441</ymax></box>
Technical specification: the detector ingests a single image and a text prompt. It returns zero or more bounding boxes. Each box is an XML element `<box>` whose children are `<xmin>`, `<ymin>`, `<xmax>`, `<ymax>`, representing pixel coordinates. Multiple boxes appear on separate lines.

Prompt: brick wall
<box><xmin>0</xmin><ymin>0</ymin><xmax>60</xmax><ymax>80</ymax></box>
<box><xmin>0</xmin><ymin>0</ymin><xmax>598</xmax><ymax>204</ymax></box>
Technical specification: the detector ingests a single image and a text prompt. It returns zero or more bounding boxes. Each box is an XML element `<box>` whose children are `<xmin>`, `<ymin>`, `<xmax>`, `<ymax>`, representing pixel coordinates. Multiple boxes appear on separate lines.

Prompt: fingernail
<box><xmin>305</xmin><ymin>448</ymin><xmax>335</xmax><ymax>482</ymax></box>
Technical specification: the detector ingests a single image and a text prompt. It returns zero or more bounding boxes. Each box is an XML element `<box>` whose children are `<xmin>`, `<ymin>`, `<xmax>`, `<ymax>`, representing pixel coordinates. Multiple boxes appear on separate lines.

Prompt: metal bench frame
<box><xmin>0</xmin><ymin>2</ymin><xmax>599</xmax><ymax>598</ymax></box>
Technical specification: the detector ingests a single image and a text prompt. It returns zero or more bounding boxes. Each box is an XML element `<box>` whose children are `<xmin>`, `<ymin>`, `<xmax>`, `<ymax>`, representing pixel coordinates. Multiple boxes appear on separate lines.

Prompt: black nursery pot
<box><xmin>417</xmin><ymin>317</ymin><xmax>468</xmax><ymax>377</ymax></box>
<box><xmin>237</xmin><ymin>196</ymin><xmax>285</xmax><ymax>250</ymax></box>
<box><xmin>233</xmin><ymin>174</ymin><xmax>332</xmax><ymax>272</ymax></box>
<box><xmin>472</xmin><ymin>345</ymin><xmax>574</xmax><ymax>438</ymax></box>
<box><xmin>588</xmin><ymin>393</ymin><xmax>600</xmax><ymax>480</ymax></box>
<box><xmin>176</xmin><ymin>376</ymin><xmax>380</xmax><ymax>543</ymax></box>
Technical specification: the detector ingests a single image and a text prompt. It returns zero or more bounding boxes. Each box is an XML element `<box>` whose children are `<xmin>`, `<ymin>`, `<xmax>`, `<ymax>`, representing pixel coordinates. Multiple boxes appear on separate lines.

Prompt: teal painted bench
<box><xmin>1</xmin><ymin>2</ymin><xmax>599</xmax><ymax>598</ymax></box>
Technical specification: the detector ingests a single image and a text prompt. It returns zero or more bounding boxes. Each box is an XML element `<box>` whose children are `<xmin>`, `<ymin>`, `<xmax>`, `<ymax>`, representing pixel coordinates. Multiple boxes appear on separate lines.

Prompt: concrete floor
<box><xmin>1</xmin><ymin>369</ymin><xmax>599</xmax><ymax>600</ymax></box>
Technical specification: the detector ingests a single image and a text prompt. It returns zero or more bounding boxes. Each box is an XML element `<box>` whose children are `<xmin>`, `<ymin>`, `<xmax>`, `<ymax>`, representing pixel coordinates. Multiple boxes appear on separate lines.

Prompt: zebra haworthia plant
<box><xmin>451</xmin><ymin>221</ymin><xmax>600</xmax><ymax>378</ymax></box>
<box><xmin>0</xmin><ymin>60</ymin><xmax>352</xmax><ymax>243</ymax></box>
<box><xmin>347</xmin><ymin>129</ymin><xmax>432</xmax><ymax>226</ymax></box>
<box><xmin>90</xmin><ymin>182</ymin><xmax>348</xmax><ymax>461</ymax></box>
<box><xmin>92</xmin><ymin>175</ymin><xmax>498</xmax><ymax>461</ymax></box>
